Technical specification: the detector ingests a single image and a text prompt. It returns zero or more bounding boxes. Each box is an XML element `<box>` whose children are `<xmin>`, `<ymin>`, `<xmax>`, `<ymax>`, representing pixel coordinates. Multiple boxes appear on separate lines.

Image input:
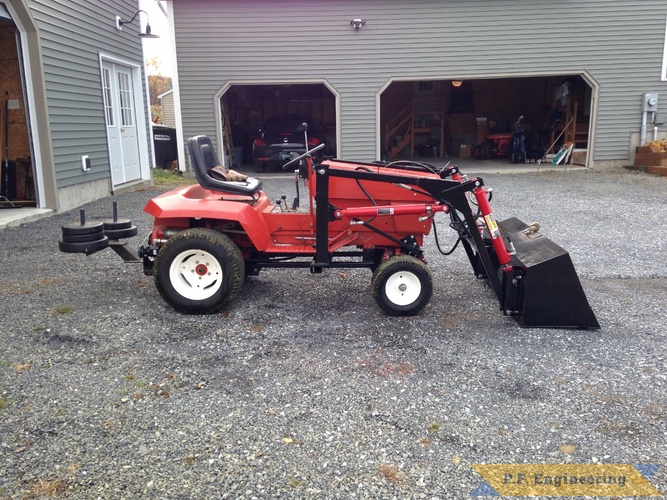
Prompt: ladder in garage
<box><xmin>547</xmin><ymin>99</ymin><xmax>589</xmax><ymax>155</ymax></box>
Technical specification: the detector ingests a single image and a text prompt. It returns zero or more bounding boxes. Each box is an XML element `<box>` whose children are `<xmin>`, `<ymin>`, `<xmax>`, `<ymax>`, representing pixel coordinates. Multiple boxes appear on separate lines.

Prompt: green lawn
<box><xmin>151</xmin><ymin>168</ymin><xmax>196</xmax><ymax>189</ymax></box>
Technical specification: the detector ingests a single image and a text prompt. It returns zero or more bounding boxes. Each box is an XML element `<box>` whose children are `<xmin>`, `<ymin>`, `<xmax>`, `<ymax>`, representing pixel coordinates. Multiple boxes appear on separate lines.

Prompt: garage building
<box><xmin>168</xmin><ymin>0</ymin><xmax>667</xmax><ymax>169</ymax></box>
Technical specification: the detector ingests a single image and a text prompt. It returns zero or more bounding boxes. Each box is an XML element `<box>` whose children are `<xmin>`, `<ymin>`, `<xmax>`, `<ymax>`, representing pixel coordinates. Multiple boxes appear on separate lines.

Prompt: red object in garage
<box><xmin>486</xmin><ymin>133</ymin><xmax>512</xmax><ymax>158</ymax></box>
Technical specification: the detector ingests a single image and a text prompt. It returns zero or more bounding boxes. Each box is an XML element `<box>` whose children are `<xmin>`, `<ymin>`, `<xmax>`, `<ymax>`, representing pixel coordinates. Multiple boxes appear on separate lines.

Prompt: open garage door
<box><xmin>380</xmin><ymin>75</ymin><xmax>594</xmax><ymax>166</ymax></box>
<box><xmin>219</xmin><ymin>84</ymin><xmax>337</xmax><ymax>171</ymax></box>
<box><xmin>0</xmin><ymin>14</ymin><xmax>37</xmax><ymax>207</ymax></box>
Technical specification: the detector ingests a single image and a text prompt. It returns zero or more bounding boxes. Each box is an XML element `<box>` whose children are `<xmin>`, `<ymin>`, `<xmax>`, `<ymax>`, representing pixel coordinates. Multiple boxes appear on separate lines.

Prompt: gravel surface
<box><xmin>0</xmin><ymin>167</ymin><xmax>666</xmax><ymax>499</ymax></box>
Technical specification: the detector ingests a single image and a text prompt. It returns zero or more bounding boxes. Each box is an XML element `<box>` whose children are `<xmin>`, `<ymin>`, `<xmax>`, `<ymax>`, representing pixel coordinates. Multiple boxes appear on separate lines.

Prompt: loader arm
<box><xmin>316</xmin><ymin>162</ymin><xmax>599</xmax><ymax>329</ymax></box>
<box><xmin>314</xmin><ymin>163</ymin><xmax>506</xmax><ymax>298</ymax></box>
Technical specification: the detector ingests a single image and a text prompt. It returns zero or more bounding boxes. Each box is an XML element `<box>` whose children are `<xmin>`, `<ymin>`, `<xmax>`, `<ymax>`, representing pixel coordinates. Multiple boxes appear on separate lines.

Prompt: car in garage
<box><xmin>252</xmin><ymin>115</ymin><xmax>324</xmax><ymax>172</ymax></box>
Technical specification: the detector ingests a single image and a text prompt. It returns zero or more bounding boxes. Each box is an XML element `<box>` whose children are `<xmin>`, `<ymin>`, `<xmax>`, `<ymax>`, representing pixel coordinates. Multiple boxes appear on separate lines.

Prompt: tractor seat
<box><xmin>187</xmin><ymin>135</ymin><xmax>262</xmax><ymax>196</ymax></box>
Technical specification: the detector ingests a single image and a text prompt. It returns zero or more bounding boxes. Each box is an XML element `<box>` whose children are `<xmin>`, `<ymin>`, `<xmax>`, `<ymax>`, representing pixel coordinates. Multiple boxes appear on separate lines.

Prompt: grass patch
<box><xmin>287</xmin><ymin>477</ymin><xmax>305</xmax><ymax>488</ymax></box>
<box><xmin>427</xmin><ymin>421</ymin><xmax>442</xmax><ymax>432</ymax></box>
<box><xmin>419</xmin><ymin>437</ymin><xmax>433</xmax><ymax>447</ymax></box>
<box><xmin>0</xmin><ymin>393</ymin><xmax>8</xmax><ymax>411</ymax></box>
<box><xmin>23</xmin><ymin>477</ymin><xmax>69</xmax><ymax>499</ymax></box>
<box><xmin>124</xmin><ymin>374</ymin><xmax>147</xmax><ymax>389</ymax></box>
<box><xmin>51</xmin><ymin>305</ymin><xmax>73</xmax><ymax>315</ymax></box>
<box><xmin>151</xmin><ymin>168</ymin><xmax>196</xmax><ymax>189</ymax></box>
<box><xmin>378</xmin><ymin>462</ymin><xmax>404</xmax><ymax>483</ymax></box>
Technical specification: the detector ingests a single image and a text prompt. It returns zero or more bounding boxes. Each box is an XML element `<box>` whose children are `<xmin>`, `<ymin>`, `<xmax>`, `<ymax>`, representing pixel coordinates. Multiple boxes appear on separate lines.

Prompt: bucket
<box><xmin>499</xmin><ymin>217</ymin><xmax>600</xmax><ymax>329</ymax></box>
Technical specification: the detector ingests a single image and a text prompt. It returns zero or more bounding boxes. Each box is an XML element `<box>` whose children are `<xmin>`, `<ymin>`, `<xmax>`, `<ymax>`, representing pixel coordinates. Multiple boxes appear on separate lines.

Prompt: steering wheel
<box><xmin>282</xmin><ymin>143</ymin><xmax>326</xmax><ymax>170</ymax></box>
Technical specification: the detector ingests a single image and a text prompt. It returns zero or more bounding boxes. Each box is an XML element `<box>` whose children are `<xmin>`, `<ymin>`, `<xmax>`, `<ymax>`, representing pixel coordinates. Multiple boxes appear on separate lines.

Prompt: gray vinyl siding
<box><xmin>173</xmin><ymin>0</ymin><xmax>667</xmax><ymax>163</ymax></box>
<box><xmin>28</xmin><ymin>0</ymin><xmax>146</xmax><ymax>188</ymax></box>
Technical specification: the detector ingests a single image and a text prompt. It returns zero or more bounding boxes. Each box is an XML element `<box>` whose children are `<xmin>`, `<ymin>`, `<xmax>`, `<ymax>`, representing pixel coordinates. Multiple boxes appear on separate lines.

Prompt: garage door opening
<box><xmin>380</xmin><ymin>75</ymin><xmax>593</xmax><ymax>166</ymax></box>
<box><xmin>220</xmin><ymin>84</ymin><xmax>337</xmax><ymax>171</ymax></box>
<box><xmin>0</xmin><ymin>16</ymin><xmax>37</xmax><ymax>208</ymax></box>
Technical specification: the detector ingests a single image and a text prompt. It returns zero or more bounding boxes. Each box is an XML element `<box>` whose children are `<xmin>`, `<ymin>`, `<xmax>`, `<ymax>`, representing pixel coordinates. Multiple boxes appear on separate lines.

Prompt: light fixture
<box><xmin>350</xmin><ymin>18</ymin><xmax>366</xmax><ymax>29</ymax></box>
<box><xmin>115</xmin><ymin>10</ymin><xmax>159</xmax><ymax>39</ymax></box>
<box><xmin>451</xmin><ymin>80</ymin><xmax>463</xmax><ymax>87</ymax></box>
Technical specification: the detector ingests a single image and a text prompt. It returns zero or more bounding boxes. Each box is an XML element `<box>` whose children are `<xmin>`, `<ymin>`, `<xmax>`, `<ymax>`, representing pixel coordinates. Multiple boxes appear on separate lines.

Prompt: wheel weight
<box><xmin>61</xmin><ymin>209</ymin><xmax>105</xmax><ymax>236</ymax></box>
<box><xmin>59</xmin><ymin>209</ymin><xmax>109</xmax><ymax>254</ymax></box>
<box><xmin>104</xmin><ymin>225</ymin><xmax>138</xmax><ymax>240</ymax></box>
<box><xmin>103</xmin><ymin>201</ymin><xmax>136</xmax><ymax>238</ymax></box>
<box><xmin>61</xmin><ymin>230</ymin><xmax>105</xmax><ymax>243</ymax></box>
<box><xmin>59</xmin><ymin>236</ymin><xmax>110</xmax><ymax>255</ymax></box>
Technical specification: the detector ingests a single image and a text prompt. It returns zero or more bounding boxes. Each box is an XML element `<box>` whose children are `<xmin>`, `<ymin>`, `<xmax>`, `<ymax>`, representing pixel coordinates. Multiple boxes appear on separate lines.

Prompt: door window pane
<box><xmin>117</xmin><ymin>71</ymin><xmax>134</xmax><ymax>127</ymax></box>
<box><xmin>102</xmin><ymin>68</ymin><xmax>114</xmax><ymax>126</ymax></box>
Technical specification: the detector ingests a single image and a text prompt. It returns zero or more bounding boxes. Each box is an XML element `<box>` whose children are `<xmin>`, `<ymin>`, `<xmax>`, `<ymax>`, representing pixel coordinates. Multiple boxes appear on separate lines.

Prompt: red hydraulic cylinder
<box><xmin>472</xmin><ymin>185</ymin><xmax>512</xmax><ymax>266</ymax></box>
<box><xmin>333</xmin><ymin>203</ymin><xmax>449</xmax><ymax>220</ymax></box>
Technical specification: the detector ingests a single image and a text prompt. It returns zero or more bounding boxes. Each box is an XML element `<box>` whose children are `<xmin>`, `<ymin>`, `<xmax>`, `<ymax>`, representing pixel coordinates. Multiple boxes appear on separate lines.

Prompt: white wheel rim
<box><xmin>169</xmin><ymin>249</ymin><xmax>223</xmax><ymax>301</ymax></box>
<box><xmin>384</xmin><ymin>270</ymin><xmax>421</xmax><ymax>306</ymax></box>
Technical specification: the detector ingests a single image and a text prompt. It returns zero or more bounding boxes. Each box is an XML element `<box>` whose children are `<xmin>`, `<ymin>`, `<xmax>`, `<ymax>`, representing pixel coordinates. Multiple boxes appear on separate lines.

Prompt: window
<box><xmin>415</xmin><ymin>80</ymin><xmax>439</xmax><ymax>95</ymax></box>
<box><xmin>117</xmin><ymin>71</ymin><xmax>133</xmax><ymax>127</ymax></box>
<box><xmin>102</xmin><ymin>68</ymin><xmax>114</xmax><ymax>126</ymax></box>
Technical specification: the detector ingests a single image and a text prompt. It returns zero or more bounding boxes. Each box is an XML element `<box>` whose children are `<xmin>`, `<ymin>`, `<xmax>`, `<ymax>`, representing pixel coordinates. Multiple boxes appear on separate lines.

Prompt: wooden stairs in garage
<box><xmin>547</xmin><ymin>100</ymin><xmax>589</xmax><ymax>154</ymax></box>
<box><xmin>562</xmin><ymin>102</ymin><xmax>589</xmax><ymax>149</ymax></box>
<box><xmin>384</xmin><ymin>97</ymin><xmax>447</xmax><ymax>160</ymax></box>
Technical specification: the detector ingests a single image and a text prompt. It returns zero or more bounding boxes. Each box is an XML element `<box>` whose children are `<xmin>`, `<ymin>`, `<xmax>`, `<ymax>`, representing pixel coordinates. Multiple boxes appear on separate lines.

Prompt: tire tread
<box><xmin>154</xmin><ymin>228</ymin><xmax>244</xmax><ymax>314</ymax></box>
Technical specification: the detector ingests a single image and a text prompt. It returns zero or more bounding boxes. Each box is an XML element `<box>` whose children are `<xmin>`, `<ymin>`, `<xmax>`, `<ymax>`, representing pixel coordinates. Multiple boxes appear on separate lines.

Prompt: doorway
<box><xmin>218</xmin><ymin>83</ymin><xmax>338</xmax><ymax>167</ymax></box>
<box><xmin>380</xmin><ymin>75</ymin><xmax>594</xmax><ymax>165</ymax></box>
<box><xmin>0</xmin><ymin>12</ymin><xmax>36</xmax><ymax>207</ymax></box>
<box><xmin>101</xmin><ymin>59</ymin><xmax>142</xmax><ymax>186</ymax></box>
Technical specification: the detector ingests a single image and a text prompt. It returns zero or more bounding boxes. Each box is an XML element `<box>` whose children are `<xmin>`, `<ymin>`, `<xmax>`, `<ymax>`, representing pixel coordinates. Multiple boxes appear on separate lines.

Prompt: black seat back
<box><xmin>187</xmin><ymin>135</ymin><xmax>262</xmax><ymax>196</ymax></box>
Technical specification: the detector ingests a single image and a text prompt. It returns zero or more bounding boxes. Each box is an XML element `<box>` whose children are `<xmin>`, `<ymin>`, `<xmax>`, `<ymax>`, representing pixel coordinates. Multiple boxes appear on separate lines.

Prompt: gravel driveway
<box><xmin>0</xmin><ymin>167</ymin><xmax>666</xmax><ymax>498</ymax></box>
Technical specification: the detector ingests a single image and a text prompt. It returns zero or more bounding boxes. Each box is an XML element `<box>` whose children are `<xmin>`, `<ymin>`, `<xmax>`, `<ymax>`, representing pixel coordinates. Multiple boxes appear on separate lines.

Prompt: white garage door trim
<box><xmin>376</xmin><ymin>70</ymin><xmax>600</xmax><ymax>167</ymax></box>
<box><xmin>214</xmin><ymin>79</ymin><xmax>341</xmax><ymax>166</ymax></box>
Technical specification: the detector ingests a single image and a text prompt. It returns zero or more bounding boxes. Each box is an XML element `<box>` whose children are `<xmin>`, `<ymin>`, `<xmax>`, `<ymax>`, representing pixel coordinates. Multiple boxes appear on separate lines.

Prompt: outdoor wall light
<box><xmin>451</xmin><ymin>80</ymin><xmax>463</xmax><ymax>87</ymax></box>
<box><xmin>115</xmin><ymin>10</ymin><xmax>159</xmax><ymax>39</ymax></box>
<box><xmin>350</xmin><ymin>18</ymin><xmax>366</xmax><ymax>29</ymax></box>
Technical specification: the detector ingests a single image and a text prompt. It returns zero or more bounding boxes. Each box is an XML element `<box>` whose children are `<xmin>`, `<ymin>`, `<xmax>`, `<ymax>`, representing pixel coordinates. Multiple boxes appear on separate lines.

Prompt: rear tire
<box><xmin>371</xmin><ymin>256</ymin><xmax>432</xmax><ymax>316</ymax></box>
<box><xmin>154</xmin><ymin>228</ymin><xmax>244</xmax><ymax>314</ymax></box>
<box><xmin>253</xmin><ymin>160</ymin><xmax>265</xmax><ymax>173</ymax></box>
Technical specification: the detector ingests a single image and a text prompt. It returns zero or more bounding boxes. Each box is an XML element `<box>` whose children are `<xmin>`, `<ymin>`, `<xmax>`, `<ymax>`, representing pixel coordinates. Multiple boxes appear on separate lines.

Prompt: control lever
<box><xmin>293</xmin><ymin>169</ymin><xmax>300</xmax><ymax>210</ymax></box>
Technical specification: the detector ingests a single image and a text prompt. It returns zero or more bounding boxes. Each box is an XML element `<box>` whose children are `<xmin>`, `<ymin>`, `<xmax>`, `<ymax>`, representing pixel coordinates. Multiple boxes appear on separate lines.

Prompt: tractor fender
<box><xmin>144</xmin><ymin>185</ymin><xmax>274</xmax><ymax>250</ymax></box>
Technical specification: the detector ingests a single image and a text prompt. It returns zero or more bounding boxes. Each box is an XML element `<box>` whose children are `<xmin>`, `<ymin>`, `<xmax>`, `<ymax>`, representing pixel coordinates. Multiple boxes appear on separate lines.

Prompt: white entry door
<box><xmin>102</xmin><ymin>60</ymin><xmax>141</xmax><ymax>185</ymax></box>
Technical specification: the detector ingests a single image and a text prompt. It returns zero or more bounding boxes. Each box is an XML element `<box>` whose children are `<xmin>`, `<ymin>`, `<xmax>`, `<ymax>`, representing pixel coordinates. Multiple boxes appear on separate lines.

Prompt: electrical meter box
<box><xmin>643</xmin><ymin>92</ymin><xmax>659</xmax><ymax>112</ymax></box>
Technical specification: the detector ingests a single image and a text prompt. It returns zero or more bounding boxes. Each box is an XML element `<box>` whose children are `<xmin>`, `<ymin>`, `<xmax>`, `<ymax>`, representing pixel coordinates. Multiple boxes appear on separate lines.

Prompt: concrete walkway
<box><xmin>0</xmin><ymin>206</ymin><xmax>53</xmax><ymax>230</ymax></box>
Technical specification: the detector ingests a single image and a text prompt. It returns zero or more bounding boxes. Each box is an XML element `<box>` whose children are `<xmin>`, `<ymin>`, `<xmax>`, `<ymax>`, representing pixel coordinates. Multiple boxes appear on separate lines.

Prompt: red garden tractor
<box><xmin>59</xmin><ymin>130</ymin><xmax>599</xmax><ymax>329</ymax></box>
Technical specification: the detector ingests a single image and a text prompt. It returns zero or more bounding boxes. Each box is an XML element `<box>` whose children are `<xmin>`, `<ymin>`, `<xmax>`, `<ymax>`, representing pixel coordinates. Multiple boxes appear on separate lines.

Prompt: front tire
<box><xmin>371</xmin><ymin>256</ymin><xmax>433</xmax><ymax>316</ymax></box>
<box><xmin>154</xmin><ymin>228</ymin><xmax>244</xmax><ymax>314</ymax></box>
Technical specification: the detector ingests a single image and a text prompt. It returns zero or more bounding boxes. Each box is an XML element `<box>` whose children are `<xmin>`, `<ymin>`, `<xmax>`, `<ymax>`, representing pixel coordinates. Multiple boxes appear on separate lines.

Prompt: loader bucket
<box><xmin>500</xmin><ymin>217</ymin><xmax>600</xmax><ymax>329</ymax></box>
